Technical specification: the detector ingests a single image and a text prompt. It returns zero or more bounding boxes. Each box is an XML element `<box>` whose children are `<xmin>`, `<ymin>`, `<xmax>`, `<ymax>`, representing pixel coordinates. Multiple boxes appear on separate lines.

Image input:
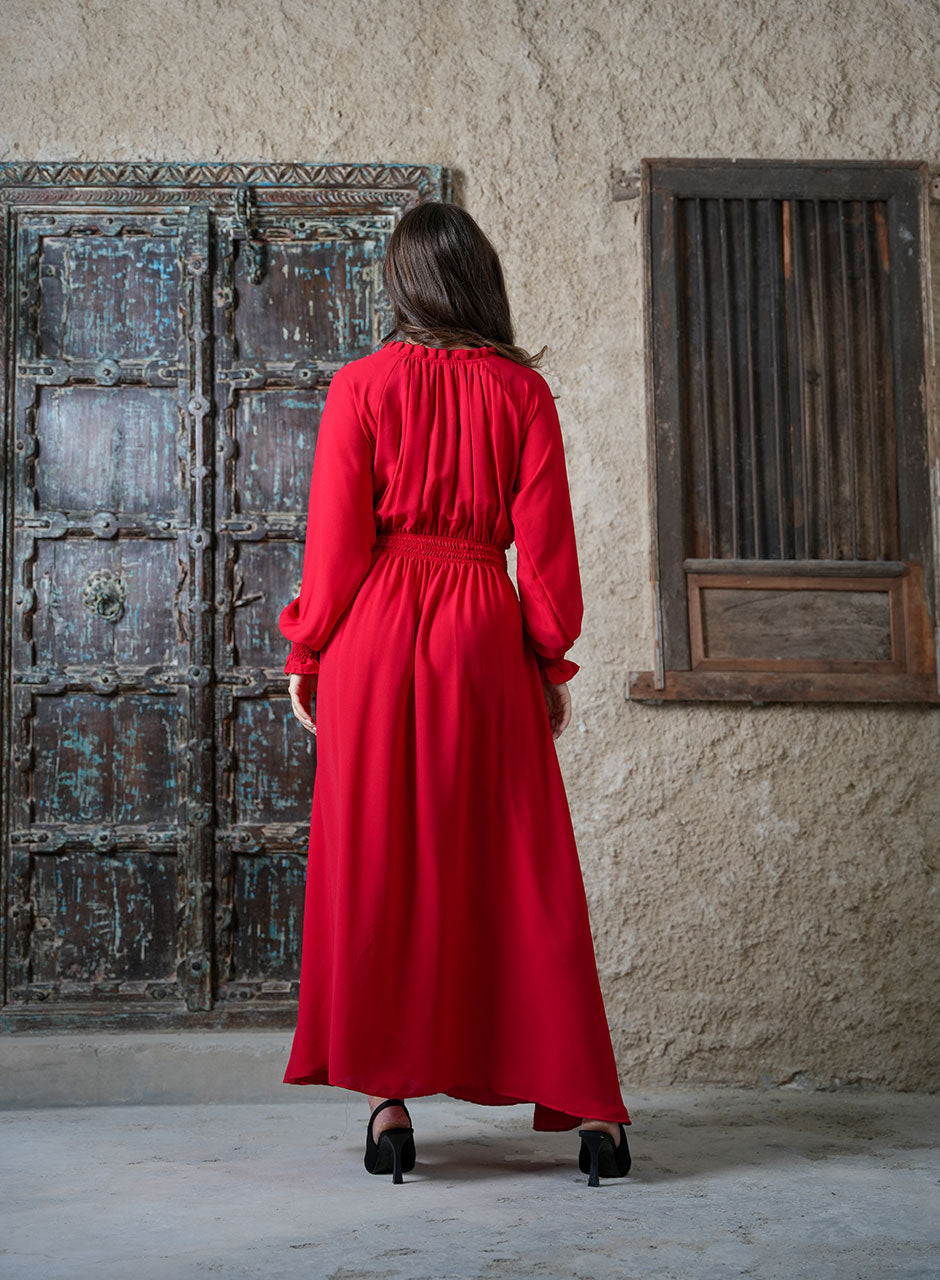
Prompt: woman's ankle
<box><xmin>580</xmin><ymin>1118</ymin><xmax>621</xmax><ymax>1145</ymax></box>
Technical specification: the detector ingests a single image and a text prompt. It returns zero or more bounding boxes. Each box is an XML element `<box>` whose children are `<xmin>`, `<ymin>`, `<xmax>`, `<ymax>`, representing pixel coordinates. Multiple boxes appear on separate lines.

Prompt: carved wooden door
<box><xmin>1</xmin><ymin>162</ymin><xmax>445</xmax><ymax>1030</ymax></box>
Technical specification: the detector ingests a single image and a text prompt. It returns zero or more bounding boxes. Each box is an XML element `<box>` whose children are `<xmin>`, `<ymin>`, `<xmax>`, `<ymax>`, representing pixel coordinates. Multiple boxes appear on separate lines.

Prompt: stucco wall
<box><xmin>3</xmin><ymin>0</ymin><xmax>938</xmax><ymax>1090</ymax></box>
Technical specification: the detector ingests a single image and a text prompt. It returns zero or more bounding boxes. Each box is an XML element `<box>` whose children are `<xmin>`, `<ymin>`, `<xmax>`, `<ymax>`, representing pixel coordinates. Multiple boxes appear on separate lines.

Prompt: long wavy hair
<box><xmin>380</xmin><ymin>202</ymin><xmax>547</xmax><ymax>369</ymax></box>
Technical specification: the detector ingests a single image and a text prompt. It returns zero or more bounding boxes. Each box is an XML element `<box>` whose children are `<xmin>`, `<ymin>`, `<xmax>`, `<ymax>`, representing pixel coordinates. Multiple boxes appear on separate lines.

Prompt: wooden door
<box><xmin>1</xmin><ymin>162</ymin><xmax>445</xmax><ymax>1030</ymax></box>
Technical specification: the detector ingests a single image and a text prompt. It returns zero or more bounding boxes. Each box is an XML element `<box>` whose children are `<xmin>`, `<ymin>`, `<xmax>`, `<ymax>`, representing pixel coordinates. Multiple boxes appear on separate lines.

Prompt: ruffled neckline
<box><xmin>386</xmin><ymin>339</ymin><xmax>498</xmax><ymax>361</ymax></box>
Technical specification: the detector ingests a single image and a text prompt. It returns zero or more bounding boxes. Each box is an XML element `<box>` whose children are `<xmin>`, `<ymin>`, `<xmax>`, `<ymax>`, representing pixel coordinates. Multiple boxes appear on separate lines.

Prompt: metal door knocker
<box><xmin>81</xmin><ymin>569</ymin><xmax>126</xmax><ymax>622</ymax></box>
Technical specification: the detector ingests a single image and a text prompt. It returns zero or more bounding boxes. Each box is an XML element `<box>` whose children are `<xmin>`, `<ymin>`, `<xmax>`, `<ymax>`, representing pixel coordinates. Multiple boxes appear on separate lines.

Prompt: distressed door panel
<box><xmin>30</xmin><ymin>693</ymin><xmax>181</xmax><ymax>824</ymax></box>
<box><xmin>234</xmin><ymin>387</ymin><xmax>323</xmax><ymax>513</ymax></box>
<box><xmin>226</xmin><ymin>854</ymin><xmax>307</xmax><ymax>995</ymax></box>
<box><xmin>30</xmin><ymin>538</ymin><xmax>181</xmax><ymax>666</ymax></box>
<box><xmin>1</xmin><ymin>162</ymin><xmax>446</xmax><ymax>1029</ymax></box>
<box><xmin>37</xmin><ymin>228</ymin><xmax>181</xmax><ymax>362</ymax></box>
<box><xmin>34</xmin><ymin>386</ymin><xmax>181</xmax><ymax>514</ymax></box>
<box><xmin>230</xmin><ymin>541</ymin><xmax>306</xmax><ymax>672</ymax></box>
<box><xmin>7</xmin><ymin>209</ymin><xmax>195</xmax><ymax>1017</ymax></box>
<box><xmin>212</xmin><ymin>210</ymin><xmax>397</xmax><ymax>1007</ymax></box>
<box><xmin>230</xmin><ymin>225</ymin><xmax>387</xmax><ymax>363</ymax></box>
<box><xmin>28</xmin><ymin>852</ymin><xmax>178</xmax><ymax>998</ymax></box>
<box><xmin>230</xmin><ymin>699</ymin><xmax>315</xmax><ymax>825</ymax></box>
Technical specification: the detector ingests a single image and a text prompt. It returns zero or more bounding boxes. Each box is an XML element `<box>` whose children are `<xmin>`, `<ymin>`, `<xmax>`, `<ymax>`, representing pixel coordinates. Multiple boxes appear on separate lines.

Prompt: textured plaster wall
<box><xmin>3</xmin><ymin>0</ymin><xmax>938</xmax><ymax>1091</ymax></box>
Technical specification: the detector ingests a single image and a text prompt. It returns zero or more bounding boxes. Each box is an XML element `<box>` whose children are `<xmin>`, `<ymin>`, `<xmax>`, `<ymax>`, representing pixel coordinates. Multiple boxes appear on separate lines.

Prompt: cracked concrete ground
<box><xmin>1</xmin><ymin>1085</ymin><xmax>937</xmax><ymax>1279</ymax></box>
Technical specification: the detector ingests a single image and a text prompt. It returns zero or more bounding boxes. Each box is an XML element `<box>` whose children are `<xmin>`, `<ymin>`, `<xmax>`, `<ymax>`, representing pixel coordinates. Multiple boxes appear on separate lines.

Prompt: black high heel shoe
<box><xmin>577</xmin><ymin>1122</ymin><xmax>632</xmax><ymax>1187</ymax></box>
<box><xmin>364</xmin><ymin>1098</ymin><xmax>416</xmax><ymax>1183</ymax></box>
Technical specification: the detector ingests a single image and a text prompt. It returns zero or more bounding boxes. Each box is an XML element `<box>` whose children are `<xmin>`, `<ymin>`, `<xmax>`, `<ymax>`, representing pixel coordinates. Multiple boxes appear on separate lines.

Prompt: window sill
<box><xmin>627</xmin><ymin>670</ymin><xmax>940</xmax><ymax>704</ymax></box>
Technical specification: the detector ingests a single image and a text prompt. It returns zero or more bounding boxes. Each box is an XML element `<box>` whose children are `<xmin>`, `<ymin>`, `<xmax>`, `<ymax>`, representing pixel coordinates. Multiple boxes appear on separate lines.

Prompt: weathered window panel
<box><xmin>0</xmin><ymin>161</ymin><xmax>446</xmax><ymax>1031</ymax></box>
<box><xmin>632</xmin><ymin>159</ymin><xmax>938</xmax><ymax>703</ymax></box>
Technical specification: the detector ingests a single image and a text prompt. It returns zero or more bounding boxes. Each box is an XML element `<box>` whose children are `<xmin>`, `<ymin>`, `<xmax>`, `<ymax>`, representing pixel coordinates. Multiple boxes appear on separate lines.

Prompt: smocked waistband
<box><xmin>374</xmin><ymin>529</ymin><xmax>508</xmax><ymax>569</ymax></box>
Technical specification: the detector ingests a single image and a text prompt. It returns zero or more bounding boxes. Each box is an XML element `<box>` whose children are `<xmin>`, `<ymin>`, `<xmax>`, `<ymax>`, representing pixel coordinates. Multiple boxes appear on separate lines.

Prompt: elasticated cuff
<box><xmin>538</xmin><ymin>656</ymin><xmax>580</xmax><ymax>685</ymax></box>
<box><xmin>284</xmin><ymin>641</ymin><xmax>320</xmax><ymax>677</ymax></box>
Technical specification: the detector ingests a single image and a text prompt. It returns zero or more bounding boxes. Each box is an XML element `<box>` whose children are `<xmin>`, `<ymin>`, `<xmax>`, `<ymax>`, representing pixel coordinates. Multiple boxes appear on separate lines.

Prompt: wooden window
<box><xmin>630</xmin><ymin>159</ymin><xmax>939</xmax><ymax>703</ymax></box>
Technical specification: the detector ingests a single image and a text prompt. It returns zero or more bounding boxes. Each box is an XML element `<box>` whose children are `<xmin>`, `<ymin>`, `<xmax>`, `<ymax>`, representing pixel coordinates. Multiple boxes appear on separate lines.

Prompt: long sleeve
<box><xmin>279</xmin><ymin>365</ymin><xmax>377</xmax><ymax>681</ymax></box>
<box><xmin>510</xmin><ymin>371</ymin><xmax>584</xmax><ymax>685</ymax></box>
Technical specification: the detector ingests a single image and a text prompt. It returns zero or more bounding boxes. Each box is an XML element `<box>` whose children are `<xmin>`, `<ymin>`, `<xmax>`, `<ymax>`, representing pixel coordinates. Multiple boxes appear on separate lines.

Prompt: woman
<box><xmin>279</xmin><ymin>201</ymin><xmax>631</xmax><ymax>1187</ymax></box>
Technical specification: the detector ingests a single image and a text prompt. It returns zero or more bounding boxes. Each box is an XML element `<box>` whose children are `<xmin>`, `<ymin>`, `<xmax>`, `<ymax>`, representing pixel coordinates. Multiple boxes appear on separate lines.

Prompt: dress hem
<box><xmin>281</xmin><ymin>1067</ymin><xmax>631</xmax><ymax>1132</ymax></box>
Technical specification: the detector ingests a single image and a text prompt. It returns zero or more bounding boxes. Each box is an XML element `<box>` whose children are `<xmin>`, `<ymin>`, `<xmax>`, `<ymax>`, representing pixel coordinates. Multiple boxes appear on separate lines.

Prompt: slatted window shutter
<box><xmin>631</xmin><ymin>160</ymin><xmax>938</xmax><ymax>703</ymax></box>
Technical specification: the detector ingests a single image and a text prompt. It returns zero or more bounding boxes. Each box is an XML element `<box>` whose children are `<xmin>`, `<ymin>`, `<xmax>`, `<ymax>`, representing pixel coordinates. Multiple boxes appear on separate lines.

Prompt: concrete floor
<box><xmin>1</xmin><ymin>1085</ymin><xmax>937</xmax><ymax>1279</ymax></box>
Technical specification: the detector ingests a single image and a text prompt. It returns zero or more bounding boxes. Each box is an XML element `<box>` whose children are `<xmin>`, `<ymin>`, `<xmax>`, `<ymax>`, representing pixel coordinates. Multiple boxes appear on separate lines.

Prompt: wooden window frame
<box><xmin>629</xmin><ymin>158</ymin><xmax>940</xmax><ymax>704</ymax></box>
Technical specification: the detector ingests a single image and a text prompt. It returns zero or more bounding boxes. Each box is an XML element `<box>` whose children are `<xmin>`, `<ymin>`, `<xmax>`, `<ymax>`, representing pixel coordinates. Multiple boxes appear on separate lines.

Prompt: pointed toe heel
<box><xmin>364</xmin><ymin>1098</ymin><xmax>417</xmax><ymax>1183</ymax></box>
<box><xmin>577</xmin><ymin>1123</ymin><xmax>632</xmax><ymax>1186</ymax></box>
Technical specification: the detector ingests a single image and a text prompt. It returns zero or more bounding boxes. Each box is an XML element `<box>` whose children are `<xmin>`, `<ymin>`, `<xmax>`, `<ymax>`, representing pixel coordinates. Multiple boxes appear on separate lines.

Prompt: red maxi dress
<box><xmin>279</xmin><ymin>338</ymin><xmax>631</xmax><ymax>1132</ymax></box>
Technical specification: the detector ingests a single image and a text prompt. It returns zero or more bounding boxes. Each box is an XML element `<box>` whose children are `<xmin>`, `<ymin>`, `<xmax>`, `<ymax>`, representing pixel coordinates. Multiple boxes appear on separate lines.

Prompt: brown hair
<box><xmin>380</xmin><ymin>202</ymin><xmax>547</xmax><ymax>369</ymax></box>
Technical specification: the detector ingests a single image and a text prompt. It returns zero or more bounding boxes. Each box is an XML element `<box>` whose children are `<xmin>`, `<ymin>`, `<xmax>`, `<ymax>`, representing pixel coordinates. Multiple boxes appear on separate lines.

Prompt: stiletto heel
<box><xmin>577</xmin><ymin>1123</ymin><xmax>631</xmax><ymax>1186</ymax></box>
<box><xmin>383</xmin><ymin>1128</ymin><xmax>413</xmax><ymax>1184</ymax></box>
<box><xmin>364</xmin><ymin>1098</ymin><xmax>416</xmax><ymax>1182</ymax></box>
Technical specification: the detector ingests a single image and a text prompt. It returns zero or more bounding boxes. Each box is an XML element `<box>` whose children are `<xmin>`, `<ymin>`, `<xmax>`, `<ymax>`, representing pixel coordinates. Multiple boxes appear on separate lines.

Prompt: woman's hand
<box><xmin>288</xmin><ymin>673</ymin><xmax>317</xmax><ymax>735</ymax></box>
<box><xmin>542</xmin><ymin>680</ymin><xmax>572</xmax><ymax>739</ymax></box>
